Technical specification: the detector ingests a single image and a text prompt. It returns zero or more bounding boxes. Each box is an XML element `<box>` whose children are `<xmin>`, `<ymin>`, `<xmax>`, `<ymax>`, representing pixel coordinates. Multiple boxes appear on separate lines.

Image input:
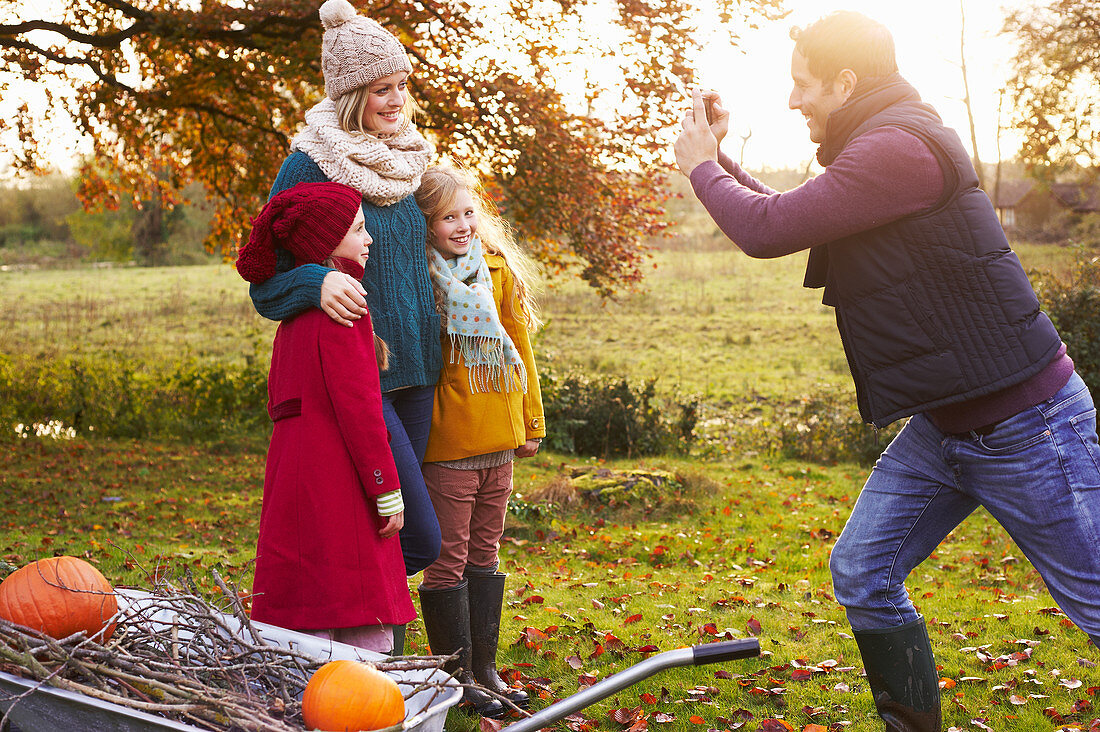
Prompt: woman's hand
<box><xmin>515</xmin><ymin>439</ymin><xmax>541</xmax><ymax>458</ymax></box>
<box><xmin>379</xmin><ymin>510</ymin><xmax>404</xmax><ymax>538</ymax></box>
<box><xmin>321</xmin><ymin>270</ymin><xmax>368</xmax><ymax>327</ymax></box>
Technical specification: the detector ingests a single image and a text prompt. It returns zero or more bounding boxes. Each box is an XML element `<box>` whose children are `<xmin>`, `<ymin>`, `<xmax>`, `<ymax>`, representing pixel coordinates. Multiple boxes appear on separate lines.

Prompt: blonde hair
<box><xmin>414</xmin><ymin>165</ymin><xmax>543</xmax><ymax>331</ymax></box>
<box><xmin>334</xmin><ymin>83</ymin><xmax>421</xmax><ymax>137</ymax></box>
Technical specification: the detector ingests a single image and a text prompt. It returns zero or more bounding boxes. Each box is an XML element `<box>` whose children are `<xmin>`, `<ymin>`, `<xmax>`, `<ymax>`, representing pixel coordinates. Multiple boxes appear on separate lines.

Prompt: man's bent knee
<box><xmin>829</xmin><ymin>539</ymin><xmax>875</xmax><ymax>610</ymax></box>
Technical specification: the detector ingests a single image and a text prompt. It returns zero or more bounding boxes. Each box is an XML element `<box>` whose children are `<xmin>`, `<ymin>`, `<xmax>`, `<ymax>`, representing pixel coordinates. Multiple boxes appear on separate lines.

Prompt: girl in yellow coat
<box><xmin>413</xmin><ymin>165</ymin><xmax>544</xmax><ymax>717</ymax></box>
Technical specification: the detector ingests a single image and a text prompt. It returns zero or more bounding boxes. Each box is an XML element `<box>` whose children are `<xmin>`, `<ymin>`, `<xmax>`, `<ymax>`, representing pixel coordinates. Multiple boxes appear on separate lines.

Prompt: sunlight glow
<box><xmin>697</xmin><ymin>0</ymin><xmax>1025</xmax><ymax>170</ymax></box>
<box><xmin>2</xmin><ymin>0</ymin><xmax>1029</xmax><ymax>178</ymax></box>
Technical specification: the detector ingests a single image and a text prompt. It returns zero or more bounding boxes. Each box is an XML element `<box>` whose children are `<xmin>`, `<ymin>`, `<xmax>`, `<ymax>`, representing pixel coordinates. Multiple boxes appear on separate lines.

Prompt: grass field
<box><xmin>0</xmin><ymin>239</ymin><xmax>1073</xmax><ymax>402</ymax></box>
<box><xmin>1</xmin><ymin>239</ymin><xmax>1097</xmax><ymax>731</ymax></box>
<box><xmin>0</xmin><ymin>247</ymin><xmax>847</xmax><ymax>403</ymax></box>
<box><xmin>3</xmin><ymin>438</ymin><xmax>1095</xmax><ymax>732</ymax></box>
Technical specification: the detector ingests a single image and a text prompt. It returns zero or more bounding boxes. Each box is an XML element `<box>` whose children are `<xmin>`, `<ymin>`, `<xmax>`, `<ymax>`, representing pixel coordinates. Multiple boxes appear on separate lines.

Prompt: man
<box><xmin>674</xmin><ymin>10</ymin><xmax>1100</xmax><ymax>732</ymax></box>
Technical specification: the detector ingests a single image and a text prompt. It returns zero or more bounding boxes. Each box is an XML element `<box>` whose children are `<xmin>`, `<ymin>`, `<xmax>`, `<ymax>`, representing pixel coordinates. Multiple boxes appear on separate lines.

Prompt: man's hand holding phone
<box><xmin>674</xmin><ymin>87</ymin><xmax>728</xmax><ymax>177</ymax></box>
<box><xmin>661</xmin><ymin>68</ymin><xmax>725</xmax><ymax>139</ymax></box>
<box><xmin>698</xmin><ymin>89</ymin><xmax>728</xmax><ymax>145</ymax></box>
<box><xmin>700</xmin><ymin>92</ymin><xmax>715</xmax><ymax>125</ymax></box>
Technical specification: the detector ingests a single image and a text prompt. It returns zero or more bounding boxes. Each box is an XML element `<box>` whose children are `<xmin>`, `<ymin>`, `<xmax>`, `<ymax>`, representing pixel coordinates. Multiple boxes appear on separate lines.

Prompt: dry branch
<box><xmin>0</xmin><ymin>572</ymin><xmax>455</xmax><ymax>731</ymax></box>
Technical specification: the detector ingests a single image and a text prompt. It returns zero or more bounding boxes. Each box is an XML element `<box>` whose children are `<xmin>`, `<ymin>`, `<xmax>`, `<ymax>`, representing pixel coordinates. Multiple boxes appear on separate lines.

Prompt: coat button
<box><xmin>374</xmin><ymin>469</ymin><xmax>382</xmax><ymax>476</ymax></box>
<box><xmin>530</xmin><ymin>417</ymin><xmax>540</xmax><ymax>428</ymax></box>
<box><xmin>376</xmin><ymin>477</ymin><xmax>385</xmax><ymax>484</ymax></box>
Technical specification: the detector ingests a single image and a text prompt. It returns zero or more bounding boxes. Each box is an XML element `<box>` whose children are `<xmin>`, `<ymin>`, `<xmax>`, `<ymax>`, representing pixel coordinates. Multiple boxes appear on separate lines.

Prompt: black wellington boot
<box><xmin>466</xmin><ymin>566</ymin><xmax>530</xmax><ymax>709</ymax></box>
<box><xmin>853</xmin><ymin>616</ymin><xmax>941</xmax><ymax>732</ymax></box>
<box><xmin>389</xmin><ymin>624</ymin><xmax>406</xmax><ymax>656</ymax></box>
<box><xmin>418</xmin><ymin>581</ymin><xmax>506</xmax><ymax>719</ymax></box>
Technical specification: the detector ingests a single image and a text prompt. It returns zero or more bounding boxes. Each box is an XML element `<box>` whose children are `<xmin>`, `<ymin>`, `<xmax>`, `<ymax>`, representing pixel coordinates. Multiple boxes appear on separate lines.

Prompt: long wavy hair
<box><xmin>414</xmin><ymin>164</ymin><xmax>543</xmax><ymax>331</ymax></box>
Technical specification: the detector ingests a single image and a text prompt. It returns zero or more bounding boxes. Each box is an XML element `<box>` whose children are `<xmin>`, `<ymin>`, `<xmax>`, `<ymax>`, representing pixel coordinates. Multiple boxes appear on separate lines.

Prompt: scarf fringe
<box><xmin>431</xmin><ymin>236</ymin><xmax>529</xmax><ymax>395</ymax></box>
<box><xmin>449</xmin><ymin>333</ymin><xmax>528</xmax><ymax>394</ymax></box>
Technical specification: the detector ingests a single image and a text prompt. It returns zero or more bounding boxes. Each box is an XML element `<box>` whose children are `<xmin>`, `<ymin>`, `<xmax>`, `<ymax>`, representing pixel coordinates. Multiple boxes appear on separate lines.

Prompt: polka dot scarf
<box><xmin>428</xmin><ymin>236</ymin><xmax>527</xmax><ymax>394</ymax></box>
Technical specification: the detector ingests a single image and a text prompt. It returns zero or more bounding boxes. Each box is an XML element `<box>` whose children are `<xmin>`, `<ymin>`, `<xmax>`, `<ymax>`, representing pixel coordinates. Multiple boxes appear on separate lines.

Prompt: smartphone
<box><xmin>661</xmin><ymin>68</ymin><xmax>714</xmax><ymax>124</ymax></box>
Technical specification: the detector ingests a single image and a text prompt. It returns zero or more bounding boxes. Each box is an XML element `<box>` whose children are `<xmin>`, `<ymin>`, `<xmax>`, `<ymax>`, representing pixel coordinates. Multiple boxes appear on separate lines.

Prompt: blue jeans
<box><xmin>381</xmin><ymin>386</ymin><xmax>441</xmax><ymax>576</ymax></box>
<box><xmin>830</xmin><ymin>372</ymin><xmax>1100</xmax><ymax>646</ymax></box>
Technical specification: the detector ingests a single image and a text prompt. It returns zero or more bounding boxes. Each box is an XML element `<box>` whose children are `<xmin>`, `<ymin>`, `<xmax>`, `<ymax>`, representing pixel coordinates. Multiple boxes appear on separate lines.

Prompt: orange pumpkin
<box><xmin>302</xmin><ymin>660</ymin><xmax>405</xmax><ymax>732</ymax></box>
<box><xmin>0</xmin><ymin>556</ymin><xmax>118</xmax><ymax>643</ymax></box>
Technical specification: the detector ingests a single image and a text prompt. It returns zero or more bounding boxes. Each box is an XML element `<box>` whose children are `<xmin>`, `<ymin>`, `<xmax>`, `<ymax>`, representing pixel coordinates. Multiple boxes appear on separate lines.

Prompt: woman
<box><xmin>246</xmin><ymin>0</ymin><xmax>442</xmax><ymax>650</ymax></box>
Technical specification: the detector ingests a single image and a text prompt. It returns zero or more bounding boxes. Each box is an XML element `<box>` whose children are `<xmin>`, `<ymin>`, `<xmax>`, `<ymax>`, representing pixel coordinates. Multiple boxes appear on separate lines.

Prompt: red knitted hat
<box><xmin>236</xmin><ymin>182</ymin><xmax>363</xmax><ymax>284</ymax></box>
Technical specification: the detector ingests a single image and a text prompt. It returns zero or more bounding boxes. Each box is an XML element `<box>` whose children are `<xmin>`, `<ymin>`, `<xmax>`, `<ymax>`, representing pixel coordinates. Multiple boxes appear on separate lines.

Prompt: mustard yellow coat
<box><xmin>424</xmin><ymin>254</ymin><xmax>546</xmax><ymax>463</ymax></box>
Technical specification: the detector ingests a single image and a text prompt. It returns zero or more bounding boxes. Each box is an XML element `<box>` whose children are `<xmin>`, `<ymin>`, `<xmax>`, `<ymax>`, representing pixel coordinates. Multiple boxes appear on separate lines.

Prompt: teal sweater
<box><xmin>249</xmin><ymin>151</ymin><xmax>442</xmax><ymax>392</ymax></box>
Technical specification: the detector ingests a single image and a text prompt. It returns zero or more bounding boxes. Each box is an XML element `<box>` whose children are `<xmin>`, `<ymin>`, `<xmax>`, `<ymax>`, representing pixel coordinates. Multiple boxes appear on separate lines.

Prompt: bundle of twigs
<box><xmin>0</xmin><ymin>568</ymin><xmax>453</xmax><ymax>731</ymax></box>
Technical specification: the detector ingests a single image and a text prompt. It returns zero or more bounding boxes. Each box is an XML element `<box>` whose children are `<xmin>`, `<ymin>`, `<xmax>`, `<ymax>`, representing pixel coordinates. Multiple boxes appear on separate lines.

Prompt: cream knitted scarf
<box><xmin>291</xmin><ymin>98</ymin><xmax>434</xmax><ymax>206</ymax></box>
<box><xmin>429</xmin><ymin>236</ymin><xmax>527</xmax><ymax>394</ymax></box>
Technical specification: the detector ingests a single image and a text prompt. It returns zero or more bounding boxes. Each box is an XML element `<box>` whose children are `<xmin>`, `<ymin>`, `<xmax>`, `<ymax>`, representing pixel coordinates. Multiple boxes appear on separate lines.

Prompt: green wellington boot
<box><xmin>465</xmin><ymin>566</ymin><xmax>530</xmax><ymax>709</ymax></box>
<box><xmin>418</xmin><ymin>581</ymin><xmax>506</xmax><ymax>719</ymax></box>
<box><xmin>853</xmin><ymin>616</ymin><xmax>941</xmax><ymax>732</ymax></box>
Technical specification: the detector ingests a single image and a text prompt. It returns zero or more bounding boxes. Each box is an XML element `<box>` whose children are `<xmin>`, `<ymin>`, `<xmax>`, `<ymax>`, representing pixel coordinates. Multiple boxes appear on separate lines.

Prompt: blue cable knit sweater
<box><xmin>249</xmin><ymin>151</ymin><xmax>442</xmax><ymax>392</ymax></box>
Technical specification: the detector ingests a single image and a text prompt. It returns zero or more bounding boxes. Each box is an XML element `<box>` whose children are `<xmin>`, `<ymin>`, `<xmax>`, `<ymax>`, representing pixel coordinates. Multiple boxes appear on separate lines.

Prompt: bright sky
<box><xmin>1</xmin><ymin>0</ymin><xmax>1025</xmax><ymax>179</ymax></box>
<box><xmin>700</xmin><ymin>0</ymin><xmax>1024</xmax><ymax>170</ymax></box>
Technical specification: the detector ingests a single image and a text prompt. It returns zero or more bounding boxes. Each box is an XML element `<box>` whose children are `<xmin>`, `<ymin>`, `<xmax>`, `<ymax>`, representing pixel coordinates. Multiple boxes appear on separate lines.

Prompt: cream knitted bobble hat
<box><xmin>319</xmin><ymin>0</ymin><xmax>412</xmax><ymax>100</ymax></box>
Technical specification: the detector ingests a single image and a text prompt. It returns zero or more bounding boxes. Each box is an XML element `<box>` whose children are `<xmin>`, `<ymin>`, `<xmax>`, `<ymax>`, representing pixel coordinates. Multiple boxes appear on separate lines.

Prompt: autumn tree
<box><xmin>1004</xmin><ymin>0</ymin><xmax>1100</xmax><ymax>179</ymax></box>
<box><xmin>958</xmin><ymin>0</ymin><xmax>983</xmax><ymax>190</ymax></box>
<box><xmin>0</xmin><ymin>0</ymin><xmax>784</xmax><ymax>293</ymax></box>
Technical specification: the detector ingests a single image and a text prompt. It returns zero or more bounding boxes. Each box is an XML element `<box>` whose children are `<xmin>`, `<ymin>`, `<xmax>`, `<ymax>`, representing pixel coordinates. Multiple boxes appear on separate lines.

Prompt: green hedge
<box><xmin>743</xmin><ymin>387</ymin><xmax>900</xmax><ymax>465</ymax></box>
<box><xmin>0</xmin><ymin>351</ymin><xmax>909</xmax><ymax>464</ymax></box>
<box><xmin>1035</xmin><ymin>252</ymin><xmax>1100</xmax><ymax>398</ymax></box>
<box><xmin>0</xmin><ymin>356</ymin><xmax>702</xmax><ymax>458</ymax></box>
<box><xmin>539</xmin><ymin>370</ymin><xmax>699</xmax><ymax>458</ymax></box>
<box><xmin>0</xmin><ymin>354</ymin><xmax>268</xmax><ymax>442</ymax></box>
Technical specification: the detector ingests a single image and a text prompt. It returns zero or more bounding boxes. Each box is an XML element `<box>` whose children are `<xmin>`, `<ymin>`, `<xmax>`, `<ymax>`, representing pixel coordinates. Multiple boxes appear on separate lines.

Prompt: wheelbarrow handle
<box><xmin>691</xmin><ymin>638</ymin><xmax>761</xmax><ymax>664</ymax></box>
<box><xmin>502</xmin><ymin>639</ymin><xmax>760</xmax><ymax>732</ymax></box>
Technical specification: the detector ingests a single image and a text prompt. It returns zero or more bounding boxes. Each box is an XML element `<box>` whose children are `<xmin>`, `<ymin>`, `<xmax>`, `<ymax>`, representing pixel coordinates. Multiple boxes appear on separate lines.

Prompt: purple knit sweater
<box><xmin>691</xmin><ymin>127</ymin><xmax>942</xmax><ymax>255</ymax></box>
<box><xmin>689</xmin><ymin>127</ymin><xmax>1072</xmax><ymax>433</ymax></box>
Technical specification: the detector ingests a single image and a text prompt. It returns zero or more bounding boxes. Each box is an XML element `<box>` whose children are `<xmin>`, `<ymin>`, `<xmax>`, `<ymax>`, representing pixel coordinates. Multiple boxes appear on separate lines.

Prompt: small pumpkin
<box><xmin>0</xmin><ymin>556</ymin><xmax>118</xmax><ymax>642</ymax></box>
<box><xmin>302</xmin><ymin>659</ymin><xmax>405</xmax><ymax>732</ymax></box>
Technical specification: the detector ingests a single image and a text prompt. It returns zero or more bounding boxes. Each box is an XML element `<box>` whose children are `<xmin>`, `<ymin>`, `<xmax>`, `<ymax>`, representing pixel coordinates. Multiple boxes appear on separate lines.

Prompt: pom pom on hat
<box><xmin>236</xmin><ymin>182</ymin><xmax>363</xmax><ymax>284</ymax></box>
<box><xmin>319</xmin><ymin>0</ymin><xmax>412</xmax><ymax>100</ymax></box>
<box><xmin>319</xmin><ymin>0</ymin><xmax>357</xmax><ymax>28</ymax></box>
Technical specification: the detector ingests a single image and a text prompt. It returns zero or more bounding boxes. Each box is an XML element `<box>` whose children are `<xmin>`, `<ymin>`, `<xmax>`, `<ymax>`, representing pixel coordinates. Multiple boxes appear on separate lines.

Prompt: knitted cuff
<box><xmin>301</xmin><ymin>265</ymin><xmax>331</xmax><ymax>310</ymax></box>
<box><xmin>376</xmin><ymin>489</ymin><xmax>404</xmax><ymax>516</ymax></box>
<box><xmin>249</xmin><ymin>262</ymin><xmax>332</xmax><ymax>322</ymax></box>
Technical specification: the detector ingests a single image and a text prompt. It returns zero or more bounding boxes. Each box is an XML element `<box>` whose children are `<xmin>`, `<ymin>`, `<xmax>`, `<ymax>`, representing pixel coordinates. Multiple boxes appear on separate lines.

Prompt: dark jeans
<box><xmin>831</xmin><ymin>372</ymin><xmax>1100</xmax><ymax>646</ymax></box>
<box><xmin>381</xmin><ymin>385</ymin><xmax>441</xmax><ymax>575</ymax></box>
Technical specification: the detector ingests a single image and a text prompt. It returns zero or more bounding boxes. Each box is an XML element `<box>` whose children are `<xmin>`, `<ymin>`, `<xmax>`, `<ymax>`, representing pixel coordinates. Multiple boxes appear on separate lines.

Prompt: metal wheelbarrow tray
<box><xmin>0</xmin><ymin>587</ymin><xmax>761</xmax><ymax>732</ymax></box>
<box><xmin>0</xmin><ymin>589</ymin><xmax>462</xmax><ymax>732</ymax></box>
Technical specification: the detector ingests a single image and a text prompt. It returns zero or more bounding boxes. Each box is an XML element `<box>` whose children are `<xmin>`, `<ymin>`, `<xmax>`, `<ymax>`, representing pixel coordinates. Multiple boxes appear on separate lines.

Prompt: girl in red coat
<box><xmin>237</xmin><ymin>181</ymin><xmax>415</xmax><ymax>653</ymax></box>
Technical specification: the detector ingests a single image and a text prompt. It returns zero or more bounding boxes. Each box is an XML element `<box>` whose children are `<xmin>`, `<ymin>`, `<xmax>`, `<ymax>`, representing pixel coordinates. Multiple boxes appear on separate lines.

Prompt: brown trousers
<box><xmin>421</xmin><ymin>462</ymin><xmax>512</xmax><ymax>589</ymax></box>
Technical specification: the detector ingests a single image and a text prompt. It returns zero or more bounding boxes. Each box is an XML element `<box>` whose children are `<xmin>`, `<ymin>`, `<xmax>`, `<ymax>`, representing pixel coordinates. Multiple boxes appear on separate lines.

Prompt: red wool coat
<box><xmin>250</xmin><ymin>308</ymin><xmax>415</xmax><ymax>631</ymax></box>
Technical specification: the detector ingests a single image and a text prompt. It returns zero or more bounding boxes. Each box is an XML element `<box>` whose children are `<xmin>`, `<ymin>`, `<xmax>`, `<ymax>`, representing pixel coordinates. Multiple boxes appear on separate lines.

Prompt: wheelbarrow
<box><xmin>0</xmin><ymin>588</ymin><xmax>761</xmax><ymax>732</ymax></box>
<box><xmin>0</xmin><ymin>589</ymin><xmax>461</xmax><ymax>732</ymax></box>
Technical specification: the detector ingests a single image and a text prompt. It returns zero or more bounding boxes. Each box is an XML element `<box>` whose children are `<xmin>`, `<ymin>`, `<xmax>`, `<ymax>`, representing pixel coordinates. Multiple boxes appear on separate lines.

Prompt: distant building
<box><xmin>994</xmin><ymin>179</ymin><xmax>1100</xmax><ymax>232</ymax></box>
